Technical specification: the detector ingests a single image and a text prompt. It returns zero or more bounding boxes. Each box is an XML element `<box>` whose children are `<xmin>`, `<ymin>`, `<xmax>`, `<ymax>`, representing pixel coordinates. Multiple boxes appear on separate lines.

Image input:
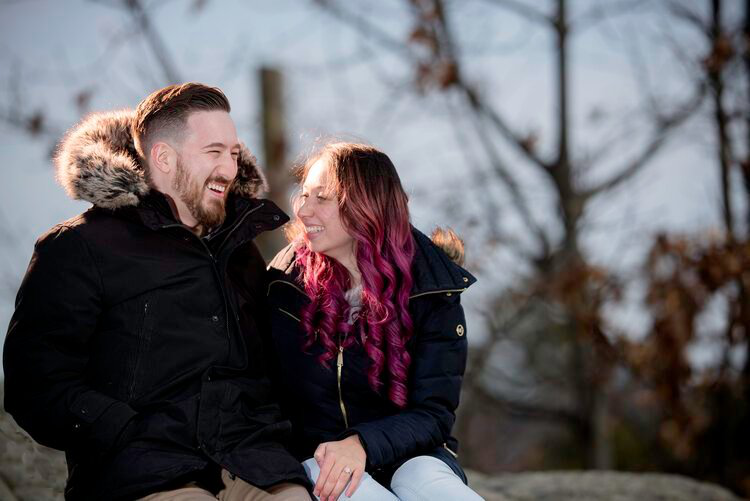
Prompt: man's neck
<box><xmin>160</xmin><ymin>192</ymin><xmax>205</xmax><ymax>236</ymax></box>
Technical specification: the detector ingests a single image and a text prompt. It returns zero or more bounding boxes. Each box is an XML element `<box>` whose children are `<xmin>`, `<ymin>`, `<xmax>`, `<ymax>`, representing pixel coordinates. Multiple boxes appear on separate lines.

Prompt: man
<box><xmin>3</xmin><ymin>83</ymin><xmax>311</xmax><ymax>500</ymax></box>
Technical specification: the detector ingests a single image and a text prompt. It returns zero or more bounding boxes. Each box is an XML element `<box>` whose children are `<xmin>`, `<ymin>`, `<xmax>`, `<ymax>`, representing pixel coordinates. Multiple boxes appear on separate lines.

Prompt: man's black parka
<box><xmin>266</xmin><ymin>229</ymin><xmax>476</xmax><ymax>484</ymax></box>
<box><xmin>3</xmin><ymin>110</ymin><xmax>308</xmax><ymax>500</ymax></box>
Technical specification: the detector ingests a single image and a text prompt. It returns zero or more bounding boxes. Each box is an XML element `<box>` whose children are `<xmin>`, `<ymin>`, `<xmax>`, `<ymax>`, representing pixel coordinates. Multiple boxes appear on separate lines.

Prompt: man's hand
<box><xmin>313</xmin><ymin>434</ymin><xmax>367</xmax><ymax>500</ymax></box>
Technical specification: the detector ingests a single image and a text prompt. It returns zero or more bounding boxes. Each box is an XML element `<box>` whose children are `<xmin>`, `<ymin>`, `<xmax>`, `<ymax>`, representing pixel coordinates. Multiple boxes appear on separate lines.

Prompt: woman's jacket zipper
<box><xmin>269</xmin><ymin>280</ymin><xmax>466</xmax><ymax>432</ymax></box>
<box><xmin>336</xmin><ymin>343</ymin><xmax>349</xmax><ymax>428</ymax></box>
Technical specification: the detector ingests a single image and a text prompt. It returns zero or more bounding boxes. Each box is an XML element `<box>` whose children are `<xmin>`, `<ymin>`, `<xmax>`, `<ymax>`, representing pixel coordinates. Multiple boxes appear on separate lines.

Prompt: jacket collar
<box><xmin>133</xmin><ymin>189</ymin><xmax>288</xmax><ymax>244</ymax></box>
<box><xmin>54</xmin><ymin>109</ymin><xmax>268</xmax><ymax>209</ymax></box>
<box><xmin>269</xmin><ymin>227</ymin><xmax>476</xmax><ymax>298</ymax></box>
<box><xmin>409</xmin><ymin>228</ymin><xmax>476</xmax><ymax>297</ymax></box>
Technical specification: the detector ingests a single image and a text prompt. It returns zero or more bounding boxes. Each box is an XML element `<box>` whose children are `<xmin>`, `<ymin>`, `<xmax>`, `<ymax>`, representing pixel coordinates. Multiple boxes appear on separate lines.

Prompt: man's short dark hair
<box><xmin>132</xmin><ymin>82</ymin><xmax>231</xmax><ymax>164</ymax></box>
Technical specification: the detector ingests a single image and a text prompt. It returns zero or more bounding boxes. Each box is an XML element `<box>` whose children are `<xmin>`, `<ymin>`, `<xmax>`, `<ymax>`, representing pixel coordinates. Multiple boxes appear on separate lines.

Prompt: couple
<box><xmin>3</xmin><ymin>83</ymin><xmax>483</xmax><ymax>501</ymax></box>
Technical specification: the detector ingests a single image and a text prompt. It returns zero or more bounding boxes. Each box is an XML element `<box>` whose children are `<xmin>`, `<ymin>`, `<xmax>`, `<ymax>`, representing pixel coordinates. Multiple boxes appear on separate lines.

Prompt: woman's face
<box><xmin>297</xmin><ymin>156</ymin><xmax>355</xmax><ymax>265</ymax></box>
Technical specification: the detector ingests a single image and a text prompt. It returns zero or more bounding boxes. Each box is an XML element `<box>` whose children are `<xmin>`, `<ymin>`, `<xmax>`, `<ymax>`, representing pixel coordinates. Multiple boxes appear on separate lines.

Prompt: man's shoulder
<box><xmin>35</xmin><ymin>207</ymin><xmax>127</xmax><ymax>249</ymax></box>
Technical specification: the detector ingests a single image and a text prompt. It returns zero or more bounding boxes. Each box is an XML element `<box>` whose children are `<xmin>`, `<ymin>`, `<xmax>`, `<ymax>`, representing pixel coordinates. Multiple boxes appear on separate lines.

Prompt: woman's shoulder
<box><xmin>409</xmin><ymin>226</ymin><xmax>477</xmax><ymax>300</ymax></box>
<box><xmin>268</xmin><ymin>241</ymin><xmax>301</xmax><ymax>274</ymax></box>
<box><xmin>266</xmin><ymin>242</ymin><xmax>302</xmax><ymax>296</ymax></box>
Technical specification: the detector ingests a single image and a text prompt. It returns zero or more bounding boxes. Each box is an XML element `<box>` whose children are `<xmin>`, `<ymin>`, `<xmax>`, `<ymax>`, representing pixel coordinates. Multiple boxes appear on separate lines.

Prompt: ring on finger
<box><xmin>343</xmin><ymin>466</ymin><xmax>352</xmax><ymax>474</ymax></box>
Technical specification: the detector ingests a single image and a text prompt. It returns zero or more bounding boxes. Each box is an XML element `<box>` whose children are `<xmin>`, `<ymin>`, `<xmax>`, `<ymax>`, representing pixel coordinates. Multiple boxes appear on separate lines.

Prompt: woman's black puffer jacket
<box><xmin>266</xmin><ymin>228</ymin><xmax>476</xmax><ymax>481</ymax></box>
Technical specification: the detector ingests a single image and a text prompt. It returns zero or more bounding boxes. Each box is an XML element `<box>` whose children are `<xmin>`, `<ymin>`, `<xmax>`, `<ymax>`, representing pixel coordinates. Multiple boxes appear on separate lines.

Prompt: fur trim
<box><xmin>54</xmin><ymin>109</ymin><xmax>267</xmax><ymax>209</ymax></box>
<box><xmin>430</xmin><ymin>227</ymin><xmax>465</xmax><ymax>266</ymax></box>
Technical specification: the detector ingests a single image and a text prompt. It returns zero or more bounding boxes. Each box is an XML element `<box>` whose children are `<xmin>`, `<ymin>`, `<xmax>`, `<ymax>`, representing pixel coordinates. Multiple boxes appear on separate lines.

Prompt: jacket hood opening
<box><xmin>54</xmin><ymin>109</ymin><xmax>268</xmax><ymax>209</ymax></box>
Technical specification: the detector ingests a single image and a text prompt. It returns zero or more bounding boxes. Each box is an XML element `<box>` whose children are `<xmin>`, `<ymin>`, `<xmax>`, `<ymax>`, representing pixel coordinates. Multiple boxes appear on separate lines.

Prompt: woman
<box><xmin>266</xmin><ymin>142</ymin><xmax>483</xmax><ymax>501</ymax></box>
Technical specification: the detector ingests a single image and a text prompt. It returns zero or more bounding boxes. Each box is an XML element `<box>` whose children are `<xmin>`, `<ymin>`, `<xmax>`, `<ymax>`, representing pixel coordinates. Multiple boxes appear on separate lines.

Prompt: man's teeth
<box><xmin>207</xmin><ymin>183</ymin><xmax>226</xmax><ymax>193</ymax></box>
<box><xmin>306</xmin><ymin>226</ymin><xmax>324</xmax><ymax>233</ymax></box>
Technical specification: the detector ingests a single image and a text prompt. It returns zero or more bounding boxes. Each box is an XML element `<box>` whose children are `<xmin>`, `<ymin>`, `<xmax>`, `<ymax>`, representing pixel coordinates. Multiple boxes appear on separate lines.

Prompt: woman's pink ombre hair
<box><xmin>287</xmin><ymin>142</ymin><xmax>415</xmax><ymax>408</ymax></box>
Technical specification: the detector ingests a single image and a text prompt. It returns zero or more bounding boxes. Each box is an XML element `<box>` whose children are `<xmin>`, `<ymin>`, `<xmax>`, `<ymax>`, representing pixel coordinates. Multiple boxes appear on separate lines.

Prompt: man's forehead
<box><xmin>184</xmin><ymin>110</ymin><xmax>238</xmax><ymax>140</ymax></box>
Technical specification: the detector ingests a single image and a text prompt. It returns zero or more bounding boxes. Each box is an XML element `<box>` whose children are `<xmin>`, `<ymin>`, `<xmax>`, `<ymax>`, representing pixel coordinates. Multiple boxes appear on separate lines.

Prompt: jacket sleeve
<box><xmin>342</xmin><ymin>294</ymin><xmax>468</xmax><ymax>468</ymax></box>
<box><xmin>3</xmin><ymin>224</ymin><xmax>137</xmax><ymax>453</ymax></box>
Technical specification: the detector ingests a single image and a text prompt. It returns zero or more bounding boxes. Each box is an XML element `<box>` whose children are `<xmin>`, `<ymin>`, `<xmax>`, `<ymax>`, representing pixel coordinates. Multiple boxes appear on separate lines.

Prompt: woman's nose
<box><xmin>297</xmin><ymin>198</ymin><xmax>312</xmax><ymax>217</ymax></box>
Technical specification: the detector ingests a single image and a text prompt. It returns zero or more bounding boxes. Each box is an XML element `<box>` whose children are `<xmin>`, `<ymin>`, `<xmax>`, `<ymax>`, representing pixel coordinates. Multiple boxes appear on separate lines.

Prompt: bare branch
<box><xmin>315</xmin><ymin>0</ymin><xmax>553</xmax><ymax>175</ymax></box>
<box><xmin>0</xmin><ymin>109</ymin><xmax>61</xmax><ymax>142</ymax></box>
<box><xmin>443</xmin><ymin>95</ymin><xmax>505</xmax><ymax>242</ymax></box>
<box><xmin>582</xmin><ymin>85</ymin><xmax>707</xmax><ymax>198</ymax></box>
<box><xmin>120</xmin><ymin>0</ymin><xmax>182</xmax><ymax>84</ymax></box>
<box><xmin>468</xmin><ymin>377</ymin><xmax>583</xmax><ymax>427</ymax></box>
<box><xmin>313</xmin><ymin>0</ymin><xmax>417</xmax><ymax>59</ymax></box>
<box><xmin>463</xmin><ymin>97</ymin><xmax>552</xmax><ymax>257</ymax></box>
<box><xmin>663</xmin><ymin>0</ymin><xmax>711</xmax><ymax>38</ymax></box>
<box><xmin>570</xmin><ymin>0</ymin><xmax>651</xmax><ymax>33</ymax></box>
<box><xmin>476</xmin><ymin>0</ymin><xmax>552</xmax><ymax>26</ymax></box>
<box><xmin>431</xmin><ymin>0</ymin><xmax>554</xmax><ymax>172</ymax></box>
<box><xmin>457</xmin><ymin>75</ymin><xmax>553</xmax><ymax>175</ymax></box>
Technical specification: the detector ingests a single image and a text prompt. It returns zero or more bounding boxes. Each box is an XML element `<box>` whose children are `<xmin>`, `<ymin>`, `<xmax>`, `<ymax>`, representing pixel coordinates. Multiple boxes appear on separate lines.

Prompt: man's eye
<box><xmin>208</xmin><ymin>151</ymin><xmax>220</xmax><ymax>155</ymax></box>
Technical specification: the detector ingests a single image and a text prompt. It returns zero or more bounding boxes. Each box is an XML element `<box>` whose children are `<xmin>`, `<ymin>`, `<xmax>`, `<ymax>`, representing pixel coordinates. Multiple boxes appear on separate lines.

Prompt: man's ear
<box><xmin>150</xmin><ymin>142</ymin><xmax>176</xmax><ymax>174</ymax></box>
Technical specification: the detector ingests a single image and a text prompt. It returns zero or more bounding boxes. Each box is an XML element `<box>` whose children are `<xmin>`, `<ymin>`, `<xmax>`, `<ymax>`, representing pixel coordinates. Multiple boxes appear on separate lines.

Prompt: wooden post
<box><xmin>255</xmin><ymin>66</ymin><xmax>293</xmax><ymax>261</ymax></box>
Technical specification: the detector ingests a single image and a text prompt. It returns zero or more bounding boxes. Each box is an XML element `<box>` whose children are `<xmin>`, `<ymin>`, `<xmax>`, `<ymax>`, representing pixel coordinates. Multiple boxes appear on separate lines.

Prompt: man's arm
<box><xmin>3</xmin><ymin>224</ymin><xmax>137</xmax><ymax>453</ymax></box>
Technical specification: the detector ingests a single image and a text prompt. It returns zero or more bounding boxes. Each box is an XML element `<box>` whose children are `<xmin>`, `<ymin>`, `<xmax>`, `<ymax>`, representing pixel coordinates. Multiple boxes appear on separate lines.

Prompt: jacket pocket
<box><xmin>277</xmin><ymin>307</ymin><xmax>301</xmax><ymax>323</ymax></box>
<box><xmin>127</xmin><ymin>295</ymin><xmax>156</xmax><ymax>401</ymax></box>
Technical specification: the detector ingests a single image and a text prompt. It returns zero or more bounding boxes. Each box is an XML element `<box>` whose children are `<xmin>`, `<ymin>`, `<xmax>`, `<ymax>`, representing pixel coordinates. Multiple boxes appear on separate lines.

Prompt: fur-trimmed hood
<box><xmin>54</xmin><ymin>109</ymin><xmax>268</xmax><ymax>209</ymax></box>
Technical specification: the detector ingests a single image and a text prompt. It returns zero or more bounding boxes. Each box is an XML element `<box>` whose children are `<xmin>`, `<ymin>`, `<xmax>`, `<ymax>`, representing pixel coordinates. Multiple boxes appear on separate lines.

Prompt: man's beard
<box><xmin>172</xmin><ymin>158</ymin><xmax>229</xmax><ymax>229</ymax></box>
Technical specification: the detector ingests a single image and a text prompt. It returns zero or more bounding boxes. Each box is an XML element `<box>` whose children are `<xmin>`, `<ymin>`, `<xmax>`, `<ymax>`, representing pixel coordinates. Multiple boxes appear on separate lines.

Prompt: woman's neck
<box><xmin>326</xmin><ymin>244</ymin><xmax>361</xmax><ymax>289</ymax></box>
<box><xmin>343</xmin><ymin>260</ymin><xmax>361</xmax><ymax>289</ymax></box>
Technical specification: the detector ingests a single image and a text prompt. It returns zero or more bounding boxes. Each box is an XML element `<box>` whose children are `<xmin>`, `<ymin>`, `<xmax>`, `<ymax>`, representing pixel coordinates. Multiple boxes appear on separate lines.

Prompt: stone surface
<box><xmin>0</xmin><ymin>401</ymin><xmax>66</xmax><ymax>501</ymax></box>
<box><xmin>466</xmin><ymin>469</ymin><xmax>743</xmax><ymax>501</ymax></box>
<box><xmin>0</xmin><ymin>391</ymin><xmax>742</xmax><ymax>501</ymax></box>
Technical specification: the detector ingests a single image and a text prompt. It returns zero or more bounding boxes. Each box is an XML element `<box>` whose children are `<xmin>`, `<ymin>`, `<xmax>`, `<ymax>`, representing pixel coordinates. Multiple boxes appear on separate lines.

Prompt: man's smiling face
<box><xmin>169</xmin><ymin>110</ymin><xmax>240</xmax><ymax>230</ymax></box>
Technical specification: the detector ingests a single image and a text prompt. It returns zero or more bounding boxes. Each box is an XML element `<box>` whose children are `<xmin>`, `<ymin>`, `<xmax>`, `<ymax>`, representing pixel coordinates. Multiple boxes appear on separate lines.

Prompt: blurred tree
<box><xmin>315</xmin><ymin>0</ymin><xmax>705</xmax><ymax>472</ymax></box>
<box><xmin>620</xmin><ymin>0</ymin><xmax>750</xmax><ymax>496</ymax></box>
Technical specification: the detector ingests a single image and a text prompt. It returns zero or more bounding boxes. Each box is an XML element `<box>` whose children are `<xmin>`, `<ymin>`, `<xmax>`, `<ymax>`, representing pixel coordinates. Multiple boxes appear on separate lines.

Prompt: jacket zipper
<box><xmin>268</xmin><ymin>279</ymin><xmax>350</xmax><ymax>426</ymax></box>
<box><xmin>160</xmin><ymin>203</ymin><xmax>266</xmax><ymax>346</ymax></box>
<box><xmin>336</xmin><ymin>342</ymin><xmax>349</xmax><ymax>428</ymax></box>
<box><xmin>212</xmin><ymin>202</ymin><xmax>265</xmax><ymax>256</ymax></box>
<box><xmin>443</xmin><ymin>442</ymin><xmax>458</xmax><ymax>458</ymax></box>
<box><xmin>270</xmin><ymin>281</ymin><xmax>466</xmax><ymax>431</ymax></box>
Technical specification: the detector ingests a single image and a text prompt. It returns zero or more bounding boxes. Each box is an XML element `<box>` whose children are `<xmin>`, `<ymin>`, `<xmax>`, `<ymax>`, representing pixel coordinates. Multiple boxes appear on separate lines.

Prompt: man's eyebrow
<box><xmin>202</xmin><ymin>142</ymin><xmax>242</xmax><ymax>150</ymax></box>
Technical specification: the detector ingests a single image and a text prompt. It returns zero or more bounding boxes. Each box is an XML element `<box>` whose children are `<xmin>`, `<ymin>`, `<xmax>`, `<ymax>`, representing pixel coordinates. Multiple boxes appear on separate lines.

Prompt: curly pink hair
<box><xmin>287</xmin><ymin>142</ymin><xmax>415</xmax><ymax>408</ymax></box>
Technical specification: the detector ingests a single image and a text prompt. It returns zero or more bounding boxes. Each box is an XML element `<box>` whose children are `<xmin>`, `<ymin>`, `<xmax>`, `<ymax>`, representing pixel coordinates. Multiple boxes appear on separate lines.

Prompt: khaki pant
<box><xmin>139</xmin><ymin>469</ymin><xmax>311</xmax><ymax>501</ymax></box>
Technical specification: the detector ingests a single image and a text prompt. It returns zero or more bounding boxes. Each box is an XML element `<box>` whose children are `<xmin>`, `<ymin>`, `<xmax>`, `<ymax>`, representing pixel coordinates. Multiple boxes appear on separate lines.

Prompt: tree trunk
<box><xmin>255</xmin><ymin>67</ymin><xmax>292</xmax><ymax>261</ymax></box>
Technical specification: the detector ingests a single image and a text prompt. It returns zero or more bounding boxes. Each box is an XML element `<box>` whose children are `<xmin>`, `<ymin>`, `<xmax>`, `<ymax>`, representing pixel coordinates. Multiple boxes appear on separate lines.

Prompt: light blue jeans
<box><xmin>302</xmin><ymin>455</ymin><xmax>484</xmax><ymax>501</ymax></box>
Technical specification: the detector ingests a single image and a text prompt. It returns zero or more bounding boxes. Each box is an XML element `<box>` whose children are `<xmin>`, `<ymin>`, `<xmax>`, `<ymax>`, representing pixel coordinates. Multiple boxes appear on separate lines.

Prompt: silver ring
<box><xmin>343</xmin><ymin>466</ymin><xmax>352</xmax><ymax>474</ymax></box>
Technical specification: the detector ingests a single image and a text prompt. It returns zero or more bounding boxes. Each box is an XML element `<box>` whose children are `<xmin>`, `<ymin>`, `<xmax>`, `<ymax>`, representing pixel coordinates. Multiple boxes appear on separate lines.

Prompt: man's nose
<box><xmin>217</xmin><ymin>152</ymin><xmax>238</xmax><ymax>179</ymax></box>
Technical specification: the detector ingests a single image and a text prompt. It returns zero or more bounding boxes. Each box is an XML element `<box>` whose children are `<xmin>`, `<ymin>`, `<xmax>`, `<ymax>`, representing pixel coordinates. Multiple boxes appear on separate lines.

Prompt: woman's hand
<box><xmin>313</xmin><ymin>434</ymin><xmax>367</xmax><ymax>500</ymax></box>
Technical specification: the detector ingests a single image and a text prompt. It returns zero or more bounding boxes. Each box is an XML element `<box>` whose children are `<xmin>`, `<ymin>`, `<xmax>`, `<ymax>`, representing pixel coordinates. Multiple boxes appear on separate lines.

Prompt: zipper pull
<box><xmin>337</xmin><ymin>346</ymin><xmax>344</xmax><ymax>367</ymax></box>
